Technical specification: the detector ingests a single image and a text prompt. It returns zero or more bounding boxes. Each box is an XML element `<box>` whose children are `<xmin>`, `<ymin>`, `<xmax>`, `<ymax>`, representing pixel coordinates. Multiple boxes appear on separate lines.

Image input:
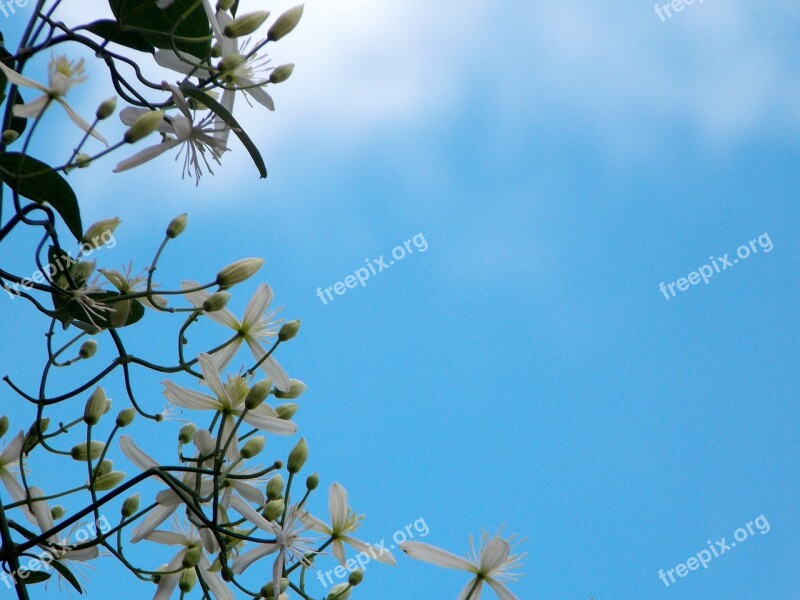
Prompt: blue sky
<box><xmin>2</xmin><ymin>1</ymin><xmax>799</xmax><ymax>599</ymax></box>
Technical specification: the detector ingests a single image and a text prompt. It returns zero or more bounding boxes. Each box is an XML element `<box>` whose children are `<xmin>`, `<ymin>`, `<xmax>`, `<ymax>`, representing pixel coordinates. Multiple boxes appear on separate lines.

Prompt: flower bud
<box><xmin>79</xmin><ymin>340</ymin><xmax>98</xmax><ymax>359</ymax></box>
<box><xmin>82</xmin><ymin>218</ymin><xmax>121</xmax><ymax>248</ymax></box>
<box><xmin>23</xmin><ymin>418</ymin><xmax>49</xmax><ymax>452</ymax></box>
<box><xmin>263</xmin><ymin>499</ymin><xmax>285</xmax><ymax>522</ymax></box>
<box><xmin>245</xmin><ymin>380</ymin><xmax>271</xmax><ymax>410</ymax></box>
<box><xmin>266</xmin><ymin>474</ymin><xmax>284</xmax><ymax>500</ymax></box>
<box><xmin>51</xmin><ymin>505</ymin><xmax>66</xmax><ymax>520</ymax></box>
<box><xmin>305</xmin><ymin>472</ymin><xmax>319</xmax><ymax>491</ymax></box>
<box><xmin>121</xmin><ymin>494</ymin><xmax>140</xmax><ymax>518</ymax></box>
<box><xmin>329</xmin><ymin>583</ymin><xmax>352</xmax><ymax>599</ymax></box>
<box><xmin>278</xmin><ymin>319</ymin><xmax>300</xmax><ymax>342</ymax></box>
<box><xmin>94</xmin><ymin>460</ymin><xmax>113</xmax><ymax>477</ymax></box>
<box><xmin>223</xmin><ymin>11</ymin><xmax>270</xmax><ymax>38</ymax></box>
<box><xmin>70</xmin><ymin>441</ymin><xmax>105</xmax><ymax>461</ymax></box>
<box><xmin>93</xmin><ymin>470</ymin><xmax>125</xmax><ymax>491</ymax></box>
<box><xmin>348</xmin><ymin>569</ymin><xmax>364</xmax><ymax>586</ymax></box>
<box><xmin>84</xmin><ymin>387</ymin><xmax>108</xmax><ymax>425</ymax></box>
<box><xmin>268</xmin><ymin>5</ymin><xmax>304</xmax><ymax>42</ymax></box>
<box><xmin>286</xmin><ymin>438</ymin><xmax>307</xmax><ymax>474</ymax></box>
<box><xmin>217</xmin><ymin>0</ymin><xmax>235</xmax><ymax>10</ymax></box>
<box><xmin>216</xmin><ymin>258</ymin><xmax>264</xmax><ymax>289</ymax></box>
<box><xmin>182</xmin><ymin>546</ymin><xmax>202</xmax><ymax>568</ymax></box>
<box><xmin>116</xmin><ymin>408</ymin><xmax>136</xmax><ymax>428</ymax></box>
<box><xmin>259</xmin><ymin>579</ymin><xmax>288</xmax><ymax>599</ymax></box>
<box><xmin>75</xmin><ymin>153</ymin><xmax>91</xmax><ymax>168</ymax></box>
<box><xmin>179</xmin><ymin>424</ymin><xmax>198</xmax><ymax>444</ymax></box>
<box><xmin>109</xmin><ymin>299</ymin><xmax>131</xmax><ymax>328</ymax></box>
<box><xmin>179</xmin><ymin>568</ymin><xmax>197</xmax><ymax>592</ymax></box>
<box><xmin>2</xmin><ymin>129</ymin><xmax>19</xmax><ymax>144</ymax></box>
<box><xmin>124</xmin><ymin>110</ymin><xmax>164</xmax><ymax>143</ymax></box>
<box><xmin>275</xmin><ymin>403</ymin><xmax>298</xmax><ymax>420</ymax></box>
<box><xmin>0</xmin><ymin>416</ymin><xmax>9</xmax><ymax>440</ymax></box>
<box><xmin>240</xmin><ymin>436</ymin><xmax>265</xmax><ymax>459</ymax></box>
<box><xmin>167</xmin><ymin>213</ymin><xmax>188</xmax><ymax>239</ymax></box>
<box><xmin>73</xmin><ymin>261</ymin><xmax>95</xmax><ymax>282</ymax></box>
<box><xmin>269</xmin><ymin>64</ymin><xmax>294</xmax><ymax>84</ymax></box>
<box><xmin>202</xmin><ymin>291</ymin><xmax>231</xmax><ymax>313</ymax></box>
<box><xmin>273</xmin><ymin>380</ymin><xmax>306</xmax><ymax>400</ymax></box>
<box><xmin>96</xmin><ymin>96</ymin><xmax>117</xmax><ymax>120</ymax></box>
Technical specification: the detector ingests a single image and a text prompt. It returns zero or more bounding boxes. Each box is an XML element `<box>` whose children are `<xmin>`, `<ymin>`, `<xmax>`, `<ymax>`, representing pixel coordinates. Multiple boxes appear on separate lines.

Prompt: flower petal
<box><xmin>230</xmin><ymin>480</ymin><xmax>265</xmax><ymax>505</ymax></box>
<box><xmin>131</xmin><ymin>503</ymin><xmax>178</xmax><ymax>543</ymax></box>
<box><xmin>113</xmin><ymin>139</ymin><xmax>180</xmax><ymax>173</ymax></box>
<box><xmin>457</xmin><ymin>578</ymin><xmax>483</xmax><ymax>600</ymax></box>
<box><xmin>244</xmin><ymin>337</ymin><xmax>290</xmax><ymax>392</ymax></box>
<box><xmin>242</xmin><ymin>284</ymin><xmax>273</xmax><ymax>329</ymax></box>
<box><xmin>400</xmin><ymin>541</ymin><xmax>476</xmax><ymax>572</ymax></box>
<box><xmin>120</xmin><ymin>435</ymin><xmax>158</xmax><ymax>471</ymax></box>
<box><xmin>12</xmin><ymin>95</ymin><xmax>49</xmax><ymax>119</ymax></box>
<box><xmin>197</xmin><ymin>353</ymin><xmax>233</xmax><ymax>406</ymax></box>
<box><xmin>344</xmin><ymin>535</ymin><xmax>397</xmax><ymax>566</ymax></box>
<box><xmin>63</xmin><ymin>546</ymin><xmax>99</xmax><ymax>562</ymax></box>
<box><xmin>245</xmin><ymin>82</ymin><xmax>275</xmax><ymax>111</ymax></box>
<box><xmin>56</xmin><ymin>98</ymin><xmax>108</xmax><ymax>145</ymax></box>
<box><xmin>0</xmin><ymin>61</ymin><xmax>48</xmax><ymax>92</ymax></box>
<box><xmin>181</xmin><ymin>281</ymin><xmax>239</xmax><ymax>329</ymax></box>
<box><xmin>0</xmin><ymin>472</ymin><xmax>37</xmax><ymax>524</ymax></box>
<box><xmin>231</xmin><ymin>541</ymin><xmax>279</xmax><ymax>573</ymax></box>
<box><xmin>145</xmin><ymin>531</ymin><xmax>192</xmax><ymax>546</ymax></box>
<box><xmin>242</xmin><ymin>405</ymin><xmax>297</xmax><ymax>435</ymax></box>
<box><xmin>154</xmin><ymin>50</ymin><xmax>211</xmax><ymax>79</ymax></box>
<box><xmin>199</xmin><ymin>555</ymin><xmax>235</xmax><ymax>600</ymax></box>
<box><xmin>486</xmin><ymin>578</ymin><xmax>518</xmax><ymax>600</ymax></box>
<box><xmin>163</xmin><ymin>380</ymin><xmax>222</xmax><ymax>412</ymax></box>
<box><xmin>228</xmin><ymin>495</ymin><xmax>274</xmax><ymax>534</ymax></box>
<box><xmin>479</xmin><ymin>538</ymin><xmax>511</xmax><ymax>573</ymax></box>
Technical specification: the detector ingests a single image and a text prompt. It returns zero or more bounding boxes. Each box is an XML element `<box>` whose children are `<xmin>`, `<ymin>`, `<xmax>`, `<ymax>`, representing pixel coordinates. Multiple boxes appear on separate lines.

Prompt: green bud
<box><xmin>0</xmin><ymin>416</ymin><xmax>9</xmax><ymax>440</ymax></box>
<box><xmin>50</xmin><ymin>505</ymin><xmax>66</xmax><ymax>520</ymax></box>
<box><xmin>73</xmin><ymin>261</ymin><xmax>95</xmax><ymax>282</ymax></box>
<box><xmin>124</xmin><ymin>110</ymin><xmax>164</xmax><ymax>143</ymax></box>
<box><xmin>278</xmin><ymin>319</ymin><xmax>300</xmax><ymax>342</ymax></box>
<box><xmin>263</xmin><ymin>498</ymin><xmax>285</xmax><ymax>522</ymax></box>
<box><xmin>245</xmin><ymin>379</ymin><xmax>271</xmax><ymax>410</ymax></box>
<box><xmin>217</xmin><ymin>0</ymin><xmax>235</xmax><ymax>10</ymax></box>
<box><xmin>79</xmin><ymin>340</ymin><xmax>98</xmax><ymax>359</ymax></box>
<box><xmin>305</xmin><ymin>472</ymin><xmax>319</xmax><ymax>491</ymax></box>
<box><xmin>266</xmin><ymin>474</ymin><xmax>284</xmax><ymax>500</ymax></box>
<box><xmin>275</xmin><ymin>403</ymin><xmax>299</xmax><ymax>420</ymax></box>
<box><xmin>223</xmin><ymin>11</ymin><xmax>270</xmax><ymax>38</ymax></box>
<box><xmin>240</xmin><ymin>436</ymin><xmax>266</xmax><ymax>459</ymax></box>
<box><xmin>2</xmin><ymin>129</ymin><xmax>19</xmax><ymax>144</ymax></box>
<box><xmin>94</xmin><ymin>460</ymin><xmax>113</xmax><ymax>477</ymax></box>
<box><xmin>287</xmin><ymin>438</ymin><xmax>308</xmax><ymax>474</ymax></box>
<box><xmin>216</xmin><ymin>258</ymin><xmax>264</xmax><ymax>289</ymax></box>
<box><xmin>179</xmin><ymin>424</ymin><xmax>198</xmax><ymax>444</ymax></box>
<box><xmin>182</xmin><ymin>546</ymin><xmax>202</xmax><ymax>569</ymax></box>
<box><xmin>329</xmin><ymin>583</ymin><xmax>352</xmax><ymax>599</ymax></box>
<box><xmin>116</xmin><ymin>407</ymin><xmax>136</xmax><ymax>428</ymax></box>
<box><xmin>269</xmin><ymin>64</ymin><xmax>295</xmax><ymax>84</ymax></box>
<box><xmin>96</xmin><ymin>96</ymin><xmax>117</xmax><ymax>120</ymax></box>
<box><xmin>167</xmin><ymin>213</ymin><xmax>188</xmax><ymax>239</ymax></box>
<box><xmin>84</xmin><ymin>387</ymin><xmax>108</xmax><ymax>425</ymax></box>
<box><xmin>202</xmin><ymin>291</ymin><xmax>231</xmax><ymax>313</ymax></box>
<box><xmin>75</xmin><ymin>153</ymin><xmax>91</xmax><ymax>168</ymax></box>
<box><xmin>23</xmin><ymin>418</ymin><xmax>49</xmax><ymax>452</ymax></box>
<box><xmin>121</xmin><ymin>494</ymin><xmax>140</xmax><ymax>518</ymax></box>
<box><xmin>70</xmin><ymin>441</ymin><xmax>105</xmax><ymax>461</ymax></box>
<box><xmin>93</xmin><ymin>471</ymin><xmax>125</xmax><ymax>491</ymax></box>
<box><xmin>273</xmin><ymin>380</ymin><xmax>306</xmax><ymax>400</ymax></box>
<box><xmin>259</xmin><ymin>578</ymin><xmax>288</xmax><ymax>599</ymax></box>
<box><xmin>348</xmin><ymin>569</ymin><xmax>364</xmax><ymax>586</ymax></box>
<box><xmin>179</xmin><ymin>568</ymin><xmax>197</xmax><ymax>592</ymax></box>
<box><xmin>268</xmin><ymin>5</ymin><xmax>304</xmax><ymax>42</ymax></box>
<box><xmin>82</xmin><ymin>218</ymin><xmax>121</xmax><ymax>248</ymax></box>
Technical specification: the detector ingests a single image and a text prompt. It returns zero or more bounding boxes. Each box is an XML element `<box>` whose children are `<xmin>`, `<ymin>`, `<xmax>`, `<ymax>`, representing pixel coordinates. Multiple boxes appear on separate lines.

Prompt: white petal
<box><xmin>231</xmin><ymin>542</ymin><xmax>278</xmax><ymax>573</ymax></box>
<box><xmin>144</xmin><ymin>531</ymin><xmax>192</xmax><ymax>546</ymax></box>
<box><xmin>457</xmin><ymin>578</ymin><xmax>483</xmax><ymax>600</ymax></box>
<box><xmin>328</xmin><ymin>483</ymin><xmax>349</xmax><ymax>532</ymax></box>
<box><xmin>301</xmin><ymin>513</ymin><xmax>333</xmax><ymax>536</ymax></box>
<box><xmin>12</xmin><ymin>95</ymin><xmax>49</xmax><ymax>119</ymax></box>
<box><xmin>164</xmin><ymin>82</ymin><xmax>191</xmax><ymax>119</ymax></box>
<box><xmin>242</xmin><ymin>406</ymin><xmax>297</xmax><ymax>435</ymax></box>
<box><xmin>245</xmin><ymin>83</ymin><xmax>275</xmax><ymax>111</ymax></box>
<box><xmin>219</xmin><ymin>416</ymin><xmax>239</xmax><ymax>464</ymax></box>
<box><xmin>63</xmin><ymin>546</ymin><xmax>99</xmax><ymax>562</ymax></box>
<box><xmin>56</xmin><ymin>98</ymin><xmax>108</xmax><ymax>145</ymax></box>
<box><xmin>153</xmin><ymin>572</ymin><xmax>180</xmax><ymax>600</ymax></box>
<box><xmin>242</xmin><ymin>284</ymin><xmax>273</xmax><ymax>329</ymax></box>
<box><xmin>486</xmin><ymin>578</ymin><xmax>518</xmax><ymax>600</ymax></box>
<box><xmin>154</xmin><ymin>50</ymin><xmax>211</xmax><ymax>79</ymax></box>
<box><xmin>245</xmin><ymin>338</ymin><xmax>290</xmax><ymax>392</ymax></box>
<box><xmin>230</xmin><ymin>480</ymin><xmax>264</xmax><ymax>505</ymax></box>
<box><xmin>181</xmin><ymin>281</ymin><xmax>239</xmax><ymax>329</ymax></box>
<box><xmin>28</xmin><ymin>486</ymin><xmax>53</xmax><ymax>537</ymax></box>
<box><xmin>131</xmin><ymin>504</ymin><xmax>178</xmax><ymax>543</ymax></box>
<box><xmin>120</xmin><ymin>435</ymin><xmax>158</xmax><ymax>471</ymax></box>
<box><xmin>480</xmin><ymin>538</ymin><xmax>510</xmax><ymax>573</ymax></box>
<box><xmin>344</xmin><ymin>535</ymin><xmax>397</xmax><ymax>566</ymax></box>
<box><xmin>1</xmin><ymin>432</ymin><xmax>24</xmax><ymax>463</ymax></box>
<box><xmin>0</xmin><ymin>61</ymin><xmax>47</xmax><ymax>92</ymax></box>
<box><xmin>198</xmin><ymin>353</ymin><xmax>233</xmax><ymax>406</ymax></box>
<box><xmin>400</xmin><ymin>541</ymin><xmax>475</xmax><ymax>572</ymax></box>
<box><xmin>199</xmin><ymin>556</ymin><xmax>235</xmax><ymax>600</ymax></box>
<box><xmin>210</xmin><ymin>339</ymin><xmax>241</xmax><ymax>373</ymax></box>
<box><xmin>0</xmin><ymin>472</ymin><xmax>37</xmax><ymax>524</ymax></box>
<box><xmin>163</xmin><ymin>380</ymin><xmax>222</xmax><ymax>412</ymax></box>
<box><xmin>227</xmin><ymin>495</ymin><xmax>274</xmax><ymax>533</ymax></box>
<box><xmin>113</xmin><ymin>139</ymin><xmax>180</xmax><ymax>173</ymax></box>
<box><xmin>193</xmin><ymin>429</ymin><xmax>216</xmax><ymax>456</ymax></box>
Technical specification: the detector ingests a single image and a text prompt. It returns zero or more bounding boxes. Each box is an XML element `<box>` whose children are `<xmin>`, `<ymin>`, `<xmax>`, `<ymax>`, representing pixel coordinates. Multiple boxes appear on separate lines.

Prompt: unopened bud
<box><xmin>216</xmin><ymin>258</ymin><xmax>264</xmax><ymax>289</ymax></box>
<box><xmin>93</xmin><ymin>470</ymin><xmax>125</xmax><ymax>491</ymax></box>
<box><xmin>116</xmin><ymin>408</ymin><xmax>136</xmax><ymax>428</ymax></box>
<box><xmin>121</xmin><ymin>494</ymin><xmax>140</xmax><ymax>518</ymax></box>
<box><xmin>202</xmin><ymin>291</ymin><xmax>231</xmax><ymax>313</ymax></box>
<box><xmin>182</xmin><ymin>546</ymin><xmax>202</xmax><ymax>568</ymax></box>
<box><xmin>179</xmin><ymin>424</ymin><xmax>198</xmax><ymax>444</ymax></box>
<box><xmin>278</xmin><ymin>319</ymin><xmax>300</xmax><ymax>342</ymax></box>
<box><xmin>269</xmin><ymin>64</ymin><xmax>294</xmax><ymax>84</ymax></box>
<box><xmin>259</xmin><ymin>579</ymin><xmax>288</xmax><ymax>599</ymax></box>
<box><xmin>73</xmin><ymin>261</ymin><xmax>95</xmax><ymax>282</ymax></box>
<box><xmin>96</xmin><ymin>96</ymin><xmax>117</xmax><ymax>120</ymax></box>
<box><xmin>245</xmin><ymin>380</ymin><xmax>271</xmax><ymax>410</ymax></box>
<box><xmin>273</xmin><ymin>380</ymin><xmax>306</xmax><ymax>400</ymax></box>
<box><xmin>266</xmin><ymin>474</ymin><xmax>284</xmax><ymax>500</ymax></box>
<box><xmin>0</xmin><ymin>416</ymin><xmax>9</xmax><ymax>439</ymax></box>
<box><xmin>329</xmin><ymin>583</ymin><xmax>352</xmax><ymax>599</ymax></box>
<box><xmin>167</xmin><ymin>213</ymin><xmax>188</xmax><ymax>238</ymax></box>
<box><xmin>179</xmin><ymin>568</ymin><xmax>197</xmax><ymax>592</ymax></box>
<box><xmin>268</xmin><ymin>5</ymin><xmax>304</xmax><ymax>42</ymax></box>
<box><xmin>124</xmin><ymin>110</ymin><xmax>164</xmax><ymax>143</ymax></box>
<box><xmin>51</xmin><ymin>505</ymin><xmax>66</xmax><ymax>520</ymax></box>
<box><xmin>275</xmin><ymin>403</ymin><xmax>299</xmax><ymax>420</ymax></box>
<box><xmin>2</xmin><ymin>129</ymin><xmax>19</xmax><ymax>144</ymax></box>
<box><xmin>287</xmin><ymin>438</ymin><xmax>307</xmax><ymax>474</ymax></box>
<box><xmin>70</xmin><ymin>441</ymin><xmax>105</xmax><ymax>461</ymax></box>
<box><xmin>79</xmin><ymin>340</ymin><xmax>98</xmax><ymax>359</ymax></box>
<box><xmin>348</xmin><ymin>570</ymin><xmax>364</xmax><ymax>586</ymax></box>
<box><xmin>240</xmin><ymin>436</ymin><xmax>265</xmax><ymax>459</ymax></box>
<box><xmin>263</xmin><ymin>498</ymin><xmax>285</xmax><ymax>521</ymax></box>
<box><xmin>217</xmin><ymin>0</ymin><xmax>234</xmax><ymax>10</ymax></box>
<box><xmin>84</xmin><ymin>387</ymin><xmax>108</xmax><ymax>425</ymax></box>
<box><xmin>75</xmin><ymin>153</ymin><xmax>91</xmax><ymax>168</ymax></box>
<box><xmin>82</xmin><ymin>218</ymin><xmax>121</xmax><ymax>248</ymax></box>
<box><xmin>223</xmin><ymin>11</ymin><xmax>269</xmax><ymax>38</ymax></box>
<box><xmin>305</xmin><ymin>472</ymin><xmax>319</xmax><ymax>490</ymax></box>
<box><xmin>94</xmin><ymin>460</ymin><xmax>113</xmax><ymax>477</ymax></box>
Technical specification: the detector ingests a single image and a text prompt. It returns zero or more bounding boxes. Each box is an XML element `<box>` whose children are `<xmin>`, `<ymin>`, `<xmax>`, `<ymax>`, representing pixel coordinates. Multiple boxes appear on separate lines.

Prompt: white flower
<box><xmin>303</xmin><ymin>483</ymin><xmax>396</xmax><ymax>566</ymax></box>
<box><xmin>0</xmin><ymin>432</ymin><xmax>36</xmax><ymax>525</ymax></box>
<box><xmin>163</xmin><ymin>354</ymin><xmax>296</xmax><ymax>442</ymax></box>
<box><xmin>182</xmin><ymin>283</ymin><xmax>290</xmax><ymax>392</ymax></box>
<box><xmin>114</xmin><ymin>84</ymin><xmax>227</xmax><ymax>184</ymax></box>
<box><xmin>193</xmin><ymin>429</ymin><xmax>265</xmax><ymax>506</ymax></box>
<box><xmin>400</xmin><ymin>532</ymin><xmax>525</xmax><ymax>600</ymax></box>
<box><xmin>0</xmin><ymin>56</ymin><xmax>107</xmax><ymax>144</ymax></box>
<box><xmin>146</xmin><ymin>520</ymin><xmax>232</xmax><ymax>600</ymax></box>
<box><xmin>229</xmin><ymin>496</ymin><xmax>316</xmax><ymax>593</ymax></box>
<box><xmin>100</xmin><ymin>262</ymin><xmax>167</xmax><ymax>310</ymax></box>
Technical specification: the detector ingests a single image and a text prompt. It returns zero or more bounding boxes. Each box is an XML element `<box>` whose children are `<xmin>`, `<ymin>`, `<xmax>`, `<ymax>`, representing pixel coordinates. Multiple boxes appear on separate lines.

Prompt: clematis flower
<box><xmin>0</xmin><ymin>432</ymin><xmax>36</xmax><ymax>524</ymax></box>
<box><xmin>100</xmin><ymin>261</ymin><xmax>167</xmax><ymax>310</ymax></box>
<box><xmin>182</xmin><ymin>283</ymin><xmax>290</xmax><ymax>392</ymax></box>
<box><xmin>303</xmin><ymin>483</ymin><xmax>396</xmax><ymax>566</ymax></box>
<box><xmin>229</xmin><ymin>496</ymin><xmax>316</xmax><ymax>593</ymax></box>
<box><xmin>113</xmin><ymin>84</ymin><xmax>227</xmax><ymax>184</ymax></box>
<box><xmin>193</xmin><ymin>429</ymin><xmax>265</xmax><ymax>506</ymax></box>
<box><xmin>0</xmin><ymin>56</ymin><xmax>107</xmax><ymax>144</ymax></box>
<box><xmin>400</xmin><ymin>531</ymin><xmax>525</xmax><ymax>600</ymax></box>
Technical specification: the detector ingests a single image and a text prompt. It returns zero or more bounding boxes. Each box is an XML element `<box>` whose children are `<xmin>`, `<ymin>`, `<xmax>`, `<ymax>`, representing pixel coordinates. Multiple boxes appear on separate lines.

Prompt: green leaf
<box><xmin>0</xmin><ymin>153</ymin><xmax>82</xmax><ymax>241</ymax></box>
<box><xmin>180</xmin><ymin>83</ymin><xmax>268</xmax><ymax>178</ymax></box>
<box><xmin>50</xmin><ymin>562</ymin><xmax>82</xmax><ymax>594</ymax></box>
<box><xmin>108</xmin><ymin>0</ymin><xmax>211</xmax><ymax>59</ymax></box>
<box><xmin>84</xmin><ymin>19</ymin><xmax>156</xmax><ymax>54</ymax></box>
<box><xmin>21</xmin><ymin>571</ymin><xmax>50</xmax><ymax>584</ymax></box>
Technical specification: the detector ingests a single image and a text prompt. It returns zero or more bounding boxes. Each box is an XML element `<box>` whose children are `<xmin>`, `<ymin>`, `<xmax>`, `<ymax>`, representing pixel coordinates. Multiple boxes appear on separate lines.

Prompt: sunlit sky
<box><xmin>2</xmin><ymin>1</ymin><xmax>799</xmax><ymax>599</ymax></box>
